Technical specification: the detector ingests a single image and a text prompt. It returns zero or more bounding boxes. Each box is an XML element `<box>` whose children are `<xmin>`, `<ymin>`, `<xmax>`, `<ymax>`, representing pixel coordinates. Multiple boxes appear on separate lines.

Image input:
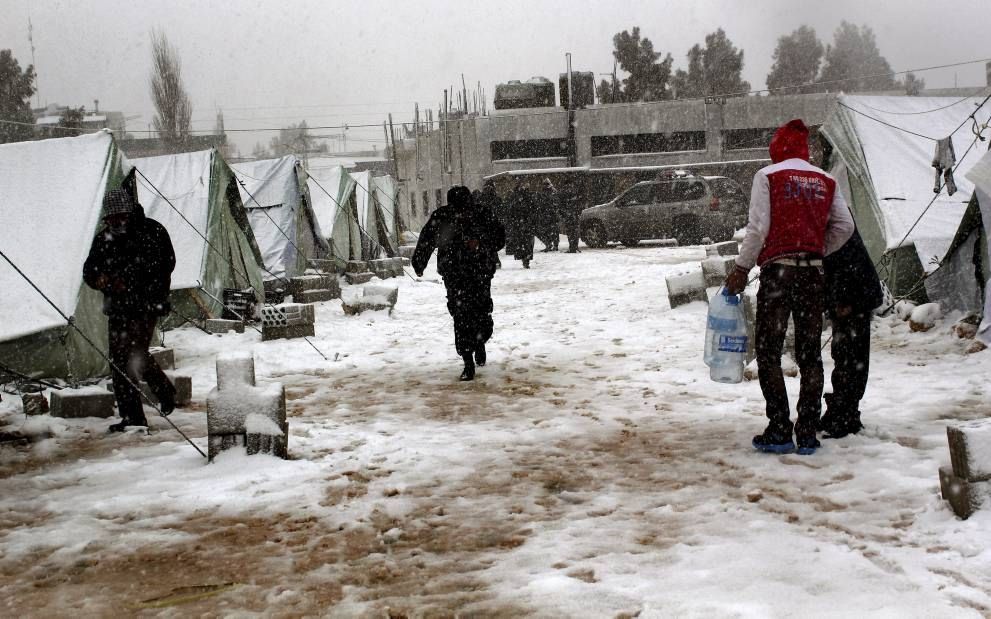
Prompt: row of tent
<box><xmin>0</xmin><ymin>131</ymin><xmax>405</xmax><ymax>381</ymax></box>
<box><xmin>821</xmin><ymin>93</ymin><xmax>991</xmax><ymax>344</ymax></box>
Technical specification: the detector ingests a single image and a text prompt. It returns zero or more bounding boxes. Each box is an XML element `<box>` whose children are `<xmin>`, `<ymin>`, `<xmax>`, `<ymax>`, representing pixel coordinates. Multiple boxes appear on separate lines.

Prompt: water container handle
<box><xmin>719</xmin><ymin>286</ymin><xmax>741</xmax><ymax>305</ymax></box>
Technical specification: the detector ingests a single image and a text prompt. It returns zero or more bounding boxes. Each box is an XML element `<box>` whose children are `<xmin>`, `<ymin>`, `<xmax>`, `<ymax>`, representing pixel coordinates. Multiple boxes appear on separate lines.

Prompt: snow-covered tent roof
<box><xmin>134</xmin><ymin>150</ymin><xmax>265</xmax><ymax>323</ymax></box>
<box><xmin>232</xmin><ymin>156</ymin><xmax>327</xmax><ymax>281</ymax></box>
<box><xmin>306</xmin><ymin>164</ymin><xmax>361</xmax><ymax>262</ymax></box>
<box><xmin>822</xmin><ymin>94</ymin><xmax>989</xmax><ymax>271</ymax></box>
<box><xmin>0</xmin><ymin>132</ymin><xmax>131</xmax><ymax>379</ymax></box>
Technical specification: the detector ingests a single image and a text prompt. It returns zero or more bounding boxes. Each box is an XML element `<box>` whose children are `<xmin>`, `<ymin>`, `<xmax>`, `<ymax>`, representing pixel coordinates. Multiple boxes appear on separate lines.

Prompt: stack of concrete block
<box><xmin>261</xmin><ymin>302</ymin><xmax>315</xmax><ymax>341</ymax></box>
<box><xmin>289</xmin><ymin>273</ymin><xmax>341</xmax><ymax>304</ymax></box>
<box><xmin>105</xmin><ymin>371</ymin><xmax>193</xmax><ymax>408</ymax></box>
<box><xmin>205</xmin><ymin>318</ymin><xmax>245</xmax><ymax>334</ymax></box>
<box><xmin>940</xmin><ymin>421</ymin><xmax>991</xmax><ymax>519</ymax></box>
<box><xmin>369</xmin><ymin>258</ymin><xmax>396</xmax><ymax>280</ymax></box>
<box><xmin>344</xmin><ymin>260</ymin><xmax>374</xmax><ymax>285</ymax></box>
<box><xmin>665</xmin><ymin>271</ymin><xmax>709</xmax><ymax>309</ymax></box>
<box><xmin>307</xmin><ymin>258</ymin><xmax>340</xmax><ymax>274</ymax></box>
<box><xmin>389</xmin><ymin>257</ymin><xmax>406</xmax><ymax>278</ymax></box>
<box><xmin>50</xmin><ymin>387</ymin><xmax>116</xmax><ymax>419</ymax></box>
<box><xmin>706</xmin><ymin>241</ymin><xmax>739</xmax><ymax>257</ymax></box>
<box><xmin>207</xmin><ymin>352</ymin><xmax>287</xmax><ymax>462</ymax></box>
<box><xmin>342</xmin><ymin>283</ymin><xmax>399</xmax><ymax>315</ymax></box>
<box><xmin>262</xmin><ymin>279</ymin><xmax>288</xmax><ymax>304</ymax></box>
<box><xmin>22</xmin><ymin>392</ymin><xmax>49</xmax><ymax>416</ymax></box>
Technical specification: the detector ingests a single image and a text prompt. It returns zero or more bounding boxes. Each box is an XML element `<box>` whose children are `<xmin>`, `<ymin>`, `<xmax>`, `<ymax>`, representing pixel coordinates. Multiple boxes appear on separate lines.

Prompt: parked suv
<box><xmin>579</xmin><ymin>175</ymin><xmax>748</xmax><ymax>247</ymax></box>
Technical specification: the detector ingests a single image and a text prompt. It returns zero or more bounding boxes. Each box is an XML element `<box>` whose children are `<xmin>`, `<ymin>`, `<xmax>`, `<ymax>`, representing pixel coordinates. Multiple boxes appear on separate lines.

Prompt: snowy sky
<box><xmin>2</xmin><ymin>0</ymin><xmax>989</xmax><ymax>155</ymax></box>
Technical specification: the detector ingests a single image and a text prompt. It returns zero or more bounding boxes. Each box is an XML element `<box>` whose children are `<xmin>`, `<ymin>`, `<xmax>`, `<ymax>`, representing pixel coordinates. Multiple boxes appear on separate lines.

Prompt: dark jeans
<box><xmin>827</xmin><ymin>310</ymin><xmax>872</xmax><ymax>421</ymax></box>
<box><xmin>108</xmin><ymin>315</ymin><xmax>173</xmax><ymax>423</ymax></box>
<box><xmin>564</xmin><ymin>218</ymin><xmax>580</xmax><ymax>251</ymax></box>
<box><xmin>445</xmin><ymin>274</ymin><xmax>495</xmax><ymax>357</ymax></box>
<box><xmin>756</xmin><ymin>264</ymin><xmax>825</xmax><ymax>439</ymax></box>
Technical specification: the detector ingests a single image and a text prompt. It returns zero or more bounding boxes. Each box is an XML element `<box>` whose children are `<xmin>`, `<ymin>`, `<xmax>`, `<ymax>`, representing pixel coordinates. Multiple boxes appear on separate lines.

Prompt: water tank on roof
<box><xmin>494</xmin><ymin>77</ymin><xmax>556</xmax><ymax>110</ymax></box>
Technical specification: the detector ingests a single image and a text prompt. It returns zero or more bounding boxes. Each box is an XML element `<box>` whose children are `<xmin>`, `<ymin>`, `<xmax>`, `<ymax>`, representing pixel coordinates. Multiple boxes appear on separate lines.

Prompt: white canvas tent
<box><xmin>134</xmin><ymin>150</ymin><xmax>265</xmax><ymax>326</ymax></box>
<box><xmin>306</xmin><ymin>164</ymin><xmax>361</xmax><ymax>264</ymax></box>
<box><xmin>232</xmin><ymin>155</ymin><xmax>328</xmax><ymax>281</ymax></box>
<box><xmin>821</xmin><ymin>94</ymin><xmax>988</xmax><ymax>299</ymax></box>
<box><xmin>0</xmin><ymin>132</ymin><xmax>131</xmax><ymax>379</ymax></box>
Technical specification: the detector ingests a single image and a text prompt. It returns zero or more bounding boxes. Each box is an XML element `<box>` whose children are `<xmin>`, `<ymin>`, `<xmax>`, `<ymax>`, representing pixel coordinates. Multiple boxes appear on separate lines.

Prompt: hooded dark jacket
<box><xmin>83</xmin><ymin>205</ymin><xmax>176</xmax><ymax>317</ymax></box>
<box><xmin>824</xmin><ymin>228</ymin><xmax>883</xmax><ymax>314</ymax></box>
<box><xmin>412</xmin><ymin>199</ymin><xmax>506</xmax><ymax>278</ymax></box>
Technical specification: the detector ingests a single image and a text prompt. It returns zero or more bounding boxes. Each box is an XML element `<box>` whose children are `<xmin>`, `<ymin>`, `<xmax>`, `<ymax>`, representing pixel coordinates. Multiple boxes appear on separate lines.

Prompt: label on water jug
<box><xmin>717</xmin><ymin>335</ymin><xmax>748</xmax><ymax>353</ymax></box>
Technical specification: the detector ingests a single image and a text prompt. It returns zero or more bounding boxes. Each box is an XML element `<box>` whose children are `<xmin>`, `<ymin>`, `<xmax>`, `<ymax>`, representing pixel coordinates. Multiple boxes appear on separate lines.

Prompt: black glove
<box><xmin>724</xmin><ymin>265</ymin><xmax>750</xmax><ymax>295</ymax></box>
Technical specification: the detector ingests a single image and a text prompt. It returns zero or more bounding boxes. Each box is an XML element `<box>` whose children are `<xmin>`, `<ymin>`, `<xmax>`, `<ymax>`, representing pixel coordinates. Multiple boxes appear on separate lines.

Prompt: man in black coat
<box><xmin>820</xmin><ymin>228</ymin><xmax>883</xmax><ymax>438</ymax></box>
<box><xmin>536</xmin><ymin>179</ymin><xmax>560</xmax><ymax>252</ymax></box>
<box><xmin>505</xmin><ymin>183</ymin><xmax>536</xmax><ymax>268</ymax></box>
<box><xmin>412</xmin><ymin>186</ymin><xmax>506</xmax><ymax>381</ymax></box>
<box><xmin>557</xmin><ymin>178</ymin><xmax>584</xmax><ymax>253</ymax></box>
<box><xmin>476</xmin><ymin>181</ymin><xmax>505</xmax><ymax>269</ymax></box>
<box><xmin>83</xmin><ymin>189</ymin><xmax>177</xmax><ymax>432</ymax></box>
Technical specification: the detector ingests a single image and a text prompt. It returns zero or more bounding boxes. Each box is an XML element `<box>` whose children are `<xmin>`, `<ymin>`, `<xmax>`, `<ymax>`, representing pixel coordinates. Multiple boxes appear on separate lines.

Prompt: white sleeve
<box><xmin>735</xmin><ymin>172</ymin><xmax>770</xmax><ymax>270</ymax></box>
<box><xmin>823</xmin><ymin>186</ymin><xmax>855</xmax><ymax>256</ymax></box>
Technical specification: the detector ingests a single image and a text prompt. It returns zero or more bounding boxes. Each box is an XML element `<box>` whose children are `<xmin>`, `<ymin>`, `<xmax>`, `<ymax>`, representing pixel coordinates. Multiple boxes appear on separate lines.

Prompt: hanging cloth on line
<box><xmin>932</xmin><ymin>137</ymin><xmax>958</xmax><ymax>195</ymax></box>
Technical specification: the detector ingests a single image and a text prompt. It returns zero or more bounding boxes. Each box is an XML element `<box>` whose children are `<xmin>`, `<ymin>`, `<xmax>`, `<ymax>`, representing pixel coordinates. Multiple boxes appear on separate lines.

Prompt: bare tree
<box><xmin>149</xmin><ymin>30</ymin><xmax>192</xmax><ymax>148</ymax></box>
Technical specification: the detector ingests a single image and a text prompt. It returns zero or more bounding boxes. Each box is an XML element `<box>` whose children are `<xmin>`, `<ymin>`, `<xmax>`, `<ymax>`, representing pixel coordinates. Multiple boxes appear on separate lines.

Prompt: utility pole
<box><xmin>566</xmin><ymin>52</ymin><xmax>577</xmax><ymax>168</ymax></box>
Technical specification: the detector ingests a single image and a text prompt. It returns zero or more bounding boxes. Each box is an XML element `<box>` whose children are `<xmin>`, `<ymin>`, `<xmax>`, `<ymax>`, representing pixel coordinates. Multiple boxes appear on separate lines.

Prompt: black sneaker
<box><xmin>460</xmin><ymin>355</ymin><xmax>476</xmax><ymax>381</ymax></box>
<box><xmin>752</xmin><ymin>429</ymin><xmax>795</xmax><ymax>454</ymax></box>
<box><xmin>158</xmin><ymin>386</ymin><xmax>177</xmax><ymax>416</ymax></box>
<box><xmin>796</xmin><ymin>435</ymin><xmax>821</xmax><ymax>456</ymax></box>
<box><xmin>474</xmin><ymin>345</ymin><xmax>487</xmax><ymax>367</ymax></box>
<box><xmin>823</xmin><ymin>418</ymin><xmax>864</xmax><ymax>439</ymax></box>
<box><xmin>108</xmin><ymin>418</ymin><xmax>147</xmax><ymax>433</ymax></box>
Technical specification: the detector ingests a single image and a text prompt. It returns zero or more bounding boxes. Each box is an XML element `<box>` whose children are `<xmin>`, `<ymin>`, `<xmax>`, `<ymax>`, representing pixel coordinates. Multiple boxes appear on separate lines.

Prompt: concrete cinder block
<box><xmin>345</xmin><ymin>260</ymin><xmax>369</xmax><ymax>274</ymax></box>
<box><xmin>398</xmin><ymin>245</ymin><xmax>416</xmax><ymax>259</ymax></box>
<box><xmin>295</xmin><ymin>288</ymin><xmax>338</xmax><ymax>304</ymax></box>
<box><xmin>216</xmin><ymin>352</ymin><xmax>256</xmax><ymax>391</ymax></box>
<box><xmin>948</xmin><ymin>422</ymin><xmax>991</xmax><ymax>482</ymax></box>
<box><xmin>665</xmin><ymin>271</ymin><xmax>709</xmax><ymax>309</ymax></box>
<box><xmin>22</xmin><ymin>392</ymin><xmax>49</xmax><ymax>416</ymax></box>
<box><xmin>289</xmin><ymin>274</ymin><xmax>336</xmax><ymax>296</ymax></box>
<box><xmin>207</xmin><ymin>380</ymin><xmax>287</xmax><ymax>461</ymax></box>
<box><xmin>345</xmin><ymin>271</ymin><xmax>375</xmax><ymax>285</ymax></box>
<box><xmin>149</xmin><ymin>347</ymin><xmax>175</xmax><ymax>371</ymax></box>
<box><xmin>50</xmin><ymin>388</ymin><xmax>116</xmax><ymax>419</ymax></box>
<box><xmin>400</xmin><ymin>257</ymin><xmax>411</xmax><ymax>266</ymax></box>
<box><xmin>701</xmin><ymin>256</ymin><xmax>738</xmax><ymax>288</ymax></box>
<box><xmin>363</xmin><ymin>283</ymin><xmax>399</xmax><ymax>307</ymax></box>
<box><xmin>262</xmin><ymin>323</ymin><xmax>316</xmax><ymax>341</ymax></box>
<box><xmin>341</xmin><ymin>298</ymin><xmax>394</xmax><ymax>316</ymax></box>
<box><xmin>706</xmin><ymin>241</ymin><xmax>739</xmax><ymax>257</ymax></box>
<box><xmin>308</xmin><ymin>258</ymin><xmax>340</xmax><ymax>274</ymax></box>
<box><xmin>261</xmin><ymin>303</ymin><xmax>315</xmax><ymax>327</ymax></box>
<box><xmin>205</xmin><ymin>319</ymin><xmax>245</xmax><ymax>334</ymax></box>
<box><xmin>940</xmin><ymin>466</ymin><xmax>990</xmax><ymax>519</ymax></box>
<box><xmin>105</xmin><ymin>372</ymin><xmax>192</xmax><ymax>408</ymax></box>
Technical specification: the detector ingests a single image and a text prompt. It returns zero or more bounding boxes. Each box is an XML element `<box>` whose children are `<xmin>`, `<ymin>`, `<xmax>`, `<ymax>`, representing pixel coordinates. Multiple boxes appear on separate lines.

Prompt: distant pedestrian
<box><xmin>725</xmin><ymin>119</ymin><xmax>854</xmax><ymax>455</ymax></box>
<box><xmin>476</xmin><ymin>181</ymin><xmax>505</xmax><ymax>269</ymax></box>
<box><xmin>505</xmin><ymin>182</ymin><xmax>536</xmax><ymax>268</ymax></box>
<box><xmin>83</xmin><ymin>189</ymin><xmax>177</xmax><ymax>432</ymax></box>
<box><xmin>412</xmin><ymin>186</ymin><xmax>506</xmax><ymax>381</ymax></box>
<box><xmin>558</xmin><ymin>178</ymin><xmax>584</xmax><ymax>253</ymax></box>
<box><xmin>536</xmin><ymin>178</ymin><xmax>560</xmax><ymax>251</ymax></box>
<box><xmin>820</xmin><ymin>228</ymin><xmax>882</xmax><ymax>438</ymax></box>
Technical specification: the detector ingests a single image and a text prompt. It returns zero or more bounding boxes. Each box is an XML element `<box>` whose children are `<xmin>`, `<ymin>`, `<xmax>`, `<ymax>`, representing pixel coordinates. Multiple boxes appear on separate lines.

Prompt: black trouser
<box><xmin>756</xmin><ymin>264</ymin><xmax>825</xmax><ymax>439</ymax></box>
<box><xmin>512</xmin><ymin>232</ymin><xmax>534</xmax><ymax>262</ymax></box>
<box><xmin>564</xmin><ymin>217</ymin><xmax>580</xmax><ymax>251</ymax></box>
<box><xmin>827</xmin><ymin>310</ymin><xmax>872</xmax><ymax>421</ymax></box>
<box><xmin>108</xmin><ymin>315</ymin><xmax>173</xmax><ymax>423</ymax></box>
<box><xmin>444</xmin><ymin>274</ymin><xmax>494</xmax><ymax>357</ymax></box>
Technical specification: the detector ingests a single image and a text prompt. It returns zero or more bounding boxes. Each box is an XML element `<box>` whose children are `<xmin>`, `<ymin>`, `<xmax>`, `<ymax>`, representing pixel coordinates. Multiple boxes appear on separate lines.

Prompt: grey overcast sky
<box><xmin>2</xmin><ymin>0</ymin><xmax>989</xmax><ymax>155</ymax></box>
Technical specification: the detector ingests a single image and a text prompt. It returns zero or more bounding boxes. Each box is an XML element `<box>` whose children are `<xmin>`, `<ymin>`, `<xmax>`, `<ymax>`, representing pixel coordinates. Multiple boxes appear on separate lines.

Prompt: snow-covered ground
<box><xmin>1</xmin><ymin>240</ymin><xmax>990</xmax><ymax>617</ymax></box>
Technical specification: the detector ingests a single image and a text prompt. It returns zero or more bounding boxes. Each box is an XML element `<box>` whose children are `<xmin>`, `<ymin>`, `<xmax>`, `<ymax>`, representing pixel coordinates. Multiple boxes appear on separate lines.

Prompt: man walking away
<box><xmin>84</xmin><ymin>189</ymin><xmax>177</xmax><ymax>432</ymax></box>
<box><xmin>820</xmin><ymin>228</ymin><xmax>882</xmax><ymax>438</ymax></box>
<box><xmin>537</xmin><ymin>178</ymin><xmax>560</xmax><ymax>252</ymax></box>
<box><xmin>413</xmin><ymin>186</ymin><xmax>506</xmax><ymax>381</ymax></box>
<box><xmin>506</xmin><ymin>182</ymin><xmax>536</xmax><ymax>268</ymax></box>
<box><xmin>559</xmin><ymin>178</ymin><xmax>584</xmax><ymax>253</ymax></box>
<box><xmin>477</xmin><ymin>180</ymin><xmax>505</xmax><ymax>269</ymax></box>
<box><xmin>725</xmin><ymin>119</ymin><xmax>854</xmax><ymax>455</ymax></box>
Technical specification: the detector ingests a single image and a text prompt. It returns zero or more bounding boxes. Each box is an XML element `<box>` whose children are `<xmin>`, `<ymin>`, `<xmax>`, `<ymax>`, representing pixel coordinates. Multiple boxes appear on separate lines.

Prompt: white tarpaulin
<box><xmin>965</xmin><ymin>150</ymin><xmax>991</xmax><ymax>345</ymax></box>
<box><xmin>0</xmin><ymin>132</ymin><xmax>120</xmax><ymax>340</ymax></box>
<box><xmin>232</xmin><ymin>156</ymin><xmax>324</xmax><ymax>281</ymax></box>
<box><xmin>822</xmin><ymin>94</ymin><xmax>989</xmax><ymax>271</ymax></box>
<box><xmin>306</xmin><ymin>164</ymin><xmax>360</xmax><ymax>261</ymax></box>
<box><xmin>134</xmin><ymin>150</ymin><xmax>214</xmax><ymax>290</ymax></box>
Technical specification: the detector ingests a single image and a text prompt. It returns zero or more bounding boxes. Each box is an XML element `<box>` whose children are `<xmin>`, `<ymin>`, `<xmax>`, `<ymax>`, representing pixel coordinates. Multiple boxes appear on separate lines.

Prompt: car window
<box><xmin>619</xmin><ymin>184</ymin><xmax>655</xmax><ymax>205</ymax></box>
<box><xmin>709</xmin><ymin>178</ymin><xmax>746</xmax><ymax>200</ymax></box>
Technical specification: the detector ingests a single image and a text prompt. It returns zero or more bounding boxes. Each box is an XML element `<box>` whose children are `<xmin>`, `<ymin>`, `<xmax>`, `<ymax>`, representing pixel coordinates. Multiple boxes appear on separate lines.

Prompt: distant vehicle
<box><xmin>579</xmin><ymin>174</ymin><xmax>748</xmax><ymax>247</ymax></box>
<box><xmin>494</xmin><ymin>77</ymin><xmax>555</xmax><ymax>110</ymax></box>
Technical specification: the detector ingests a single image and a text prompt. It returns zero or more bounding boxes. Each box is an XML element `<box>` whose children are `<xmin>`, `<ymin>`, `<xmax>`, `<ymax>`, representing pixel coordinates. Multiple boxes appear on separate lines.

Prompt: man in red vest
<box><xmin>725</xmin><ymin>119</ymin><xmax>854</xmax><ymax>455</ymax></box>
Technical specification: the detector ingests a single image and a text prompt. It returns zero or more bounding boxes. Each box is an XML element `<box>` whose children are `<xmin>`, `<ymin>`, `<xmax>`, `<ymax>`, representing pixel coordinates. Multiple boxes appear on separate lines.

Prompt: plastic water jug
<box><xmin>704</xmin><ymin>288</ymin><xmax>747</xmax><ymax>384</ymax></box>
